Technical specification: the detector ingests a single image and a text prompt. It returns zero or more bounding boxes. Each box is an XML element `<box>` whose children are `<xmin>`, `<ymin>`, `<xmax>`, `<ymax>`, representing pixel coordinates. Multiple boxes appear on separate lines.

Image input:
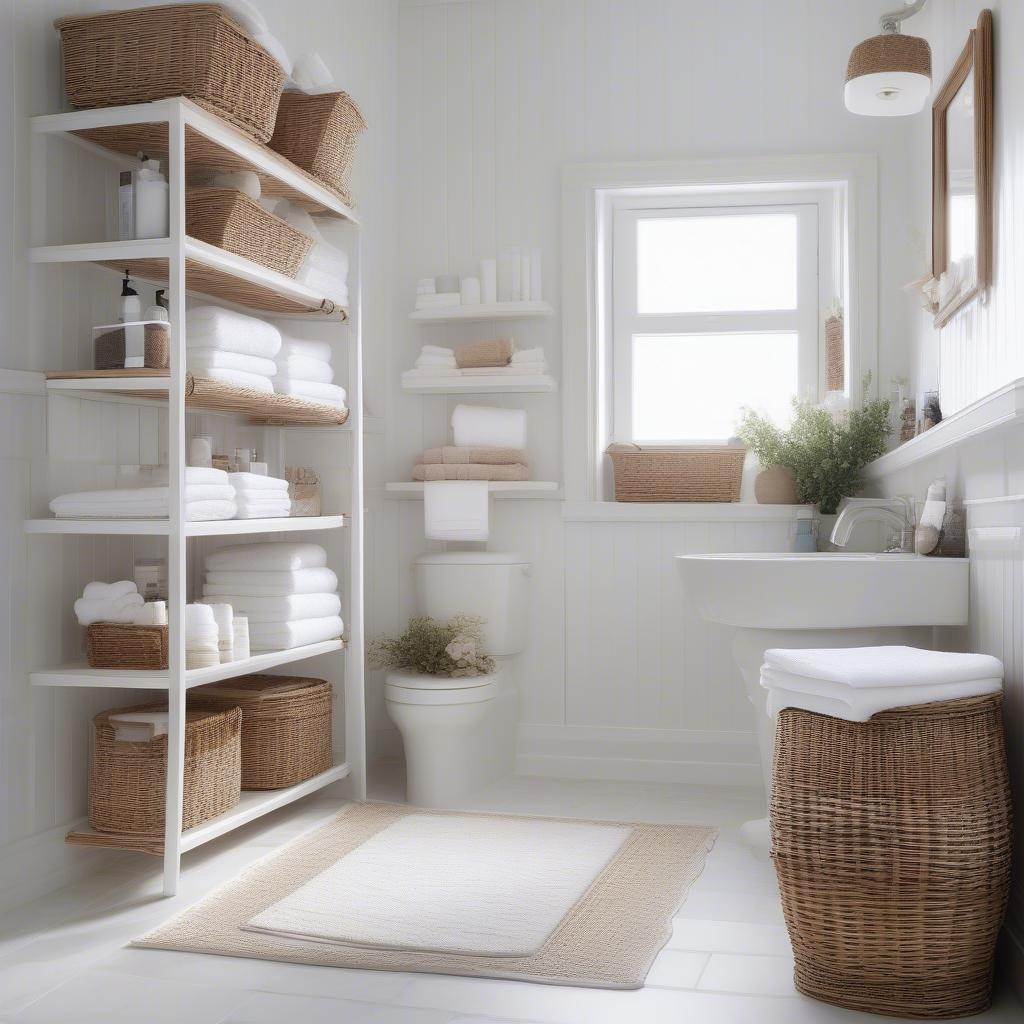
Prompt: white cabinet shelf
<box><xmin>401</xmin><ymin>372</ymin><xmax>557</xmax><ymax>395</ymax></box>
<box><xmin>30</xmin><ymin>639</ymin><xmax>345</xmax><ymax>690</ymax></box>
<box><xmin>409</xmin><ymin>301</ymin><xmax>554</xmax><ymax>323</ymax></box>
<box><xmin>24</xmin><ymin>515</ymin><xmax>347</xmax><ymax>537</ymax></box>
<box><xmin>385</xmin><ymin>481</ymin><xmax>560</xmax><ymax>498</ymax></box>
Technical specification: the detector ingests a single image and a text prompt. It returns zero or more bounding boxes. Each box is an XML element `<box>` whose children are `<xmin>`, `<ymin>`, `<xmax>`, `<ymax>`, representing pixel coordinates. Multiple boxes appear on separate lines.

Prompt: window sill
<box><xmin>561</xmin><ymin>501</ymin><xmax>814</xmax><ymax>523</ymax></box>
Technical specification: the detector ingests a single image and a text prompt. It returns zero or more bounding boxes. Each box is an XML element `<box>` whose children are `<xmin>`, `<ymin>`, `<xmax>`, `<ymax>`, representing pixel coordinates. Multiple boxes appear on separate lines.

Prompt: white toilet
<box><xmin>385</xmin><ymin>551</ymin><xmax>529</xmax><ymax>807</ymax></box>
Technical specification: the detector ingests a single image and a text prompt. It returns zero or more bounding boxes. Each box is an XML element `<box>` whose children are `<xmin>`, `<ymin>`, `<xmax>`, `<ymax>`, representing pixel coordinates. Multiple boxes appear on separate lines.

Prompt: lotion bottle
<box><xmin>119</xmin><ymin>275</ymin><xmax>141</xmax><ymax>322</ymax></box>
<box><xmin>134</xmin><ymin>153</ymin><xmax>169</xmax><ymax>239</ymax></box>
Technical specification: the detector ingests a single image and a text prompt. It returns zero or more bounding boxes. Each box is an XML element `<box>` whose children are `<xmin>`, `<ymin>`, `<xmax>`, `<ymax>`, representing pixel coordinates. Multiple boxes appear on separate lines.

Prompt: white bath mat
<box><xmin>246</xmin><ymin>813</ymin><xmax>631</xmax><ymax>956</ymax></box>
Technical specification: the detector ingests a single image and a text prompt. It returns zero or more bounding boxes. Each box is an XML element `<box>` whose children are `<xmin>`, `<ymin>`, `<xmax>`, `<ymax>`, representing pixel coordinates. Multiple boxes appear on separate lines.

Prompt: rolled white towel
<box><xmin>83</xmin><ymin>580</ymin><xmax>138</xmax><ymax>600</ymax></box>
<box><xmin>205</xmin><ymin>542</ymin><xmax>327</xmax><ymax>572</ymax></box>
<box><xmin>275</xmin><ymin>354</ymin><xmax>333</xmax><ymax>384</ymax></box>
<box><xmin>187</xmin><ymin>349</ymin><xmax>278</xmax><ymax>377</ymax></box>
<box><xmin>274</xmin><ymin>378</ymin><xmax>347</xmax><ymax>407</ymax></box>
<box><xmin>279</xmin><ymin>337</ymin><xmax>333</xmax><ymax>363</ymax></box>
<box><xmin>74</xmin><ymin>592</ymin><xmax>145</xmax><ymax>626</ymax></box>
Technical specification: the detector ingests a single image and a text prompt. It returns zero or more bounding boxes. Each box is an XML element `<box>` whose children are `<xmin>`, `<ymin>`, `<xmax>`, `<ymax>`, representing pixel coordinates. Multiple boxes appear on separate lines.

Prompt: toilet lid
<box><xmin>384</xmin><ymin>668</ymin><xmax>499</xmax><ymax>706</ymax></box>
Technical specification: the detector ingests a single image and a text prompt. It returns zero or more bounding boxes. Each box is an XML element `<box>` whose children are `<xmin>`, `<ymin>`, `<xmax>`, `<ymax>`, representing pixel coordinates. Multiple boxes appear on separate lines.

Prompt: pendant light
<box><xmin>845</xmin><ymin>0</ymin><xmax>931</xmax><ymax>116</ymax></box>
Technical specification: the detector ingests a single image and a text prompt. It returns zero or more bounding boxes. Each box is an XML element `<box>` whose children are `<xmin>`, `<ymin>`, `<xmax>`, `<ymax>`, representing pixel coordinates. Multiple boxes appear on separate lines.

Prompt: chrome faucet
<box><xmin>830</xmin><ymin>499</ymin><xmax>914</xmax><ymax>553</ymax></box>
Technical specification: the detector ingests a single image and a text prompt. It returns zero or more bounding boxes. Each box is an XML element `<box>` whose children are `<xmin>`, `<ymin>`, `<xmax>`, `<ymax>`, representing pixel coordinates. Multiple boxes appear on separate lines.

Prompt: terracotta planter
<box><xmin>754</xmin><ymin>465</ymin><xmax>799</xmax><ymax>504</ymax></box>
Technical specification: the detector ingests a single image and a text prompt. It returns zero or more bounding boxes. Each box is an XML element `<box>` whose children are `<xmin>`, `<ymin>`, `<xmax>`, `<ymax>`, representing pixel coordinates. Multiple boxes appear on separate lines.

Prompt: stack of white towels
<box><xmin>74</xmin><ymin>581</ymin><xmax>167</xmax><ymax>626</ymax></box>
<box><xmin>50</xmin><ymin>467</ymin><xmax>237</xmax><ymax>522</ymax></box>
<box><xmin>228</xmin><ymin>472</ymin><xmax>291</xmax><ymax>520</ymax></box>
<box><xmin>270</xmin><ymin>200</ymin><xmax>349</xmax><ymax>305</ymax></box>
<box><xmin>186</xmin><ymin>305</ymin><xmax>282</xmax><ymax>394</ymax></box>
<box><xmin>201</xmin><ymin>542</ymin><xmax>343</xmax><ymax>652</ymax></box>
<box><xmin>404</xmin><ymin>343</ymin><xmax>548</xmax><ymax>381</ymax></box>
<box><xmin>185</xmin><ymin>604</ymin><xmax>220</xmax><ymax>669</ymax></box>
<box><xmin>274</xmin><ymin>336</ymin><xmax>346</xmax><ymax>409</ymax></box>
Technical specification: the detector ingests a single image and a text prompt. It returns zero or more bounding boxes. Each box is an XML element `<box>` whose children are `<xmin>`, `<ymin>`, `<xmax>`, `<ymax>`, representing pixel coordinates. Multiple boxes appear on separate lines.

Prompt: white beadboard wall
<box><xmin>377</xmin><ymin>0</ymin><xmax>919</xmax><ymax>770</ymax></box>
<box><xmin>0</xmin><ymin>0</ymin><xmax>399</xmax><ymax>909</ymax></box>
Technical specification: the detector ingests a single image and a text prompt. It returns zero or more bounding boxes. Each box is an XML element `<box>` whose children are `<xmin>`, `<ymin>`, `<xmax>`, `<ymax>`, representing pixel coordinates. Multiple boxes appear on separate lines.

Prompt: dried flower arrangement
<box><xmin>369</xmin><ymin>615</ymin><xmax>495</xmax><ymax>678</ymax></box>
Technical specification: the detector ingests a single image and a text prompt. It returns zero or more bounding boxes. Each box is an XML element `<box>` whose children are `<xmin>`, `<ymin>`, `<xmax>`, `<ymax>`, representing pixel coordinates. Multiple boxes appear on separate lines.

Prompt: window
<box><xmin>611</xmin><ymin>193</ymin><xmax>827</xmax><ymax>444</ymax></box>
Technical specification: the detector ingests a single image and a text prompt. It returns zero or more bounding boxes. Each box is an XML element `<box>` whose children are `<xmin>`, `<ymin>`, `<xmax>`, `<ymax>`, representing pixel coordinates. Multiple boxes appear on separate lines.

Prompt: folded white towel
<box><xmin>275</xmin><ymin>353</ymin><xmax>334</xmax><ymax>383</ymax></box>
<box><xmin>187</xmin><ymin>499</ymin><xmax>238</xmax><ymax>522</ymax></box>
<box><xmin>451</xmin><ymin>404</ymin><xmax>527</xmax><ymax>449</ymax></box>
<box><xmin>187</xmin><ymin>349</ymin><xmax>278</xmax><ymax>377</ymax></box>
<box><xmin>200</xmin><ymin>592</ymin><xmax>340</xmax><ymax>623</ymax></box>
<box><xmin>51</xmin><ymin>484</ymin><xmax>235</xmax><ymax>518</ymax></box>
<box><xmin>206</xmin><ymin>542</ymin><xmax>327</xmax><ymax>572</ymax></box>
<box><xmin>423</xmin><ymin>479</ymin><xmax>489</xmax><ymax>542</ymax></box>
<box><xmin>421</xmin><ymin>345</ymin><xmax>454</xmax><ymax>356</ymax></box>
<box><xmin>74</xmin><ymin>592</ymin><xmax>145</xmax><ymax>625</ymax></box>
<box><xmin>234</xmin><ymin>502</ymin><xmax>292</xmax><ymax>520</ymax></box>
<box><xmin>461</xmin><ymin>364</ymin><xmax>546</xmax><ymax>376</ymax></box>
<box><xmin>194</xmin><ymin>367</ymin><xmax>276</xmax><ymax>393</ymax></box>
<box><xmin>186</xmin><ymin>306</ymin><xmax>282</xmax><ymax>358</ymax></box>
<box><xmin>228</xmin><ymin>473</ymin><xmax>289</xmax><ymax>493</ymax></box>
<box><xmin>510</xmin><ymin>347</ymin><xmax>544</xmax><ymax>363</ymax></box>
<box><xmin>274</xmin><ymin>378</ymin><xmax>347</xmax><ymax>407</ymax></box>
<box><xmin>294</xmin><ymin>265</ymin><xmax>348</xmax><ymax>304</ymax></box>
<box><xmin>247</xmin><ymin>615</ymin><xmax>344</xmax><ymax>651</ymax></box>
<box><xmin>203</xmin><ymin>567</ymin><xmax>338</xmax><ymax>595</ymax></box>
<box><xmin>416</xmin><ymin>277</ymin><xmax>436</xmax><ymax>295</ymax></box>
<box><xmin>234</xmin><ymin>495</ymin><xmax>292</xmax><ymax>508</ymax></box>
<box><xmin>415</xmin><ymin>354</ymin><xmax>458</xmax><ymax>367</ymax></box>
<box><xmin>83</xmin><ymin>580</ymin><xmax>137</xmax><ymax>600</ymax></box>
<box><xmin>143</xmin><ymin>467</ymin><xmax>231</xmax><ymax>487</ymax></box>
<box><xmin>279</xmin><ymin>337</ymin><xmax>333</xmax><ymax>364</ymax></box>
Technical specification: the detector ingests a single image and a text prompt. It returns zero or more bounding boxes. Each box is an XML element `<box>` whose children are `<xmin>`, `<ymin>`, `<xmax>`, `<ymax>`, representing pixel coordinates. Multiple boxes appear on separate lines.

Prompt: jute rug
<box><xmin>134</xmin><ymin>802</ymin><xmax>717</xmax><ymax>989</ymax></box>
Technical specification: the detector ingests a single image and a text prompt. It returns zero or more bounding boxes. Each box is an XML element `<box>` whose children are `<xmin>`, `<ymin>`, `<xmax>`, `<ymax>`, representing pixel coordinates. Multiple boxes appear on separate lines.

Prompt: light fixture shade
<box><xmin>845</xmin><ymin>33</ymin><xmax>932</xmax><ymax>116</ymax></box>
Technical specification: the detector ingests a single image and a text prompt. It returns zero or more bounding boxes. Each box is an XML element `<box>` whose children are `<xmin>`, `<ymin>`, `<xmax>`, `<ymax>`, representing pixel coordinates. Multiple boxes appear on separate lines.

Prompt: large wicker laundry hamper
<box><xmin>771</xmin><ymin>694</ymin><xmax>1012</xmax><ymax>1019</ymax></box>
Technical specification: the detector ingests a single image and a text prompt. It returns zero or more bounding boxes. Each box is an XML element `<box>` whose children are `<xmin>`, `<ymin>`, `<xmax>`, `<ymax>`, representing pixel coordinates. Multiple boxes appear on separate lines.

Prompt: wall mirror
<box><xmin>931</xmin><ymin>9</ymin><xmax>993</xmax><ymax>327</ymax></box>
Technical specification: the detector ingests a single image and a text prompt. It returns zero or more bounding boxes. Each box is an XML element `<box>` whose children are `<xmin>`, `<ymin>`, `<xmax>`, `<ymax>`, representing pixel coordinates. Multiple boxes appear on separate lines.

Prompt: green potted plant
<box><xmin>738</xmin><ymin>379</ymin><xmax>891</xmax><ymax>515</ymax></box>
<box><xmin>369</xmin><ymin>615</ymin><xmax>495</xmax><ymax>678</ymax></box>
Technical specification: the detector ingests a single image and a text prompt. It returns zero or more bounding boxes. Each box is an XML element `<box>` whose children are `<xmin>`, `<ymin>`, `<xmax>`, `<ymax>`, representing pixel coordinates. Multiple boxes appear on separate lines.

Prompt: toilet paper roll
<box><xmin>480</xmin><ymin>259</ymin><xmax>497</xmax><ymax>304</ymax></box>
<box><xmin>460</xmin><ymin>276</ymin><xmax>481</xmax><ymax>305</ymax></box>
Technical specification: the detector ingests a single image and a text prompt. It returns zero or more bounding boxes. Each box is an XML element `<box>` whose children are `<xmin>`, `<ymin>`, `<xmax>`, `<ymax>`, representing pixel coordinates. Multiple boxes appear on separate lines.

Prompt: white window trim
<box><xmin>561</xmin><ymin>154</ymin><xmax>878</xmax><ymax>502</ymax></box>
<box><xmin>611</xmin><ymin>197</ymin><xmax>822</xmax><ymax>444</ymax></box>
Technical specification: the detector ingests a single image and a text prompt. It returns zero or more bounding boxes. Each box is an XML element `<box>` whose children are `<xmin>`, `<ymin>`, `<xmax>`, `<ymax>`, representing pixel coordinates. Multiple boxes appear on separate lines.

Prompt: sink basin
<box><xmin>678</xmin><ymin>551</ymin><xmax>969</xmax><ymax>630</ymax></box>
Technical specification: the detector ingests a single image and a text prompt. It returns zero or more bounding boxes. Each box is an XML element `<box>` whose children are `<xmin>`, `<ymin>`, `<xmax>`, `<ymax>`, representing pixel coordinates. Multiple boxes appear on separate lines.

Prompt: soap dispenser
<box><xmin>119</xmin><ymin>274</ymin><xmax>141</xmax><ymax>322</ymax></box>
<box><xmin>134</xmin><ymin>152</ymin><xmax>169</xmax><ymax>239</ymax></box>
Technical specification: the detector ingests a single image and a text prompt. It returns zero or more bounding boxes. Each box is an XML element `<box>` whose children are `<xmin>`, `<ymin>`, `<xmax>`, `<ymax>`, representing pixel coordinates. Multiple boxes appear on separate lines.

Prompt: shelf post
<box><xmin>163</xmin><ymin>101</ymin><xmax>187</xmax><ymax>896</ymax></box>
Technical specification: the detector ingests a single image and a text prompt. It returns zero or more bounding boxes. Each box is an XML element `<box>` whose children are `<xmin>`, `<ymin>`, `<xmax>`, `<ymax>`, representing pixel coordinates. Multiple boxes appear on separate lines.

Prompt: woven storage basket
<box><xmin>771</xmin><ymin>694</ymin><xmax>1012</xmax><ymax>1019</ymax></box>
<box><xmin>269</xmin><ymin>91</ymin><xmax>366</xmax><ymax>206</ymax></box>
<box><xmin>89</xmin><ymin>702</ymin><xmax>241</xmax><ymax>836</ymax></box>
<box><xmin>94</xmin><ymin>323</ymin><xmax>170</xmax><ymax>370</ymax></box>
<box><xmin>605</xmin><ymin>443</ymin><xmax>745</xmax><ymax>502</ymax></box>
<box><xmin>188</xmin><ymin>674</ymin><xmax>332</xmax><ymax>790</ymax></box>
<box><xmin>86</xmin><ymin>623</ymin><xmax>169</xmax><ymax>670</ymax></box>
<box><xmin>187</xmin><ymin>187</ymin><xmax>314</xmax><ymax>278</ymax></box>
<box><xmin>55</xmin><ymin>4</ymin><xmax>286</xmax><ymax>143</ymax></box>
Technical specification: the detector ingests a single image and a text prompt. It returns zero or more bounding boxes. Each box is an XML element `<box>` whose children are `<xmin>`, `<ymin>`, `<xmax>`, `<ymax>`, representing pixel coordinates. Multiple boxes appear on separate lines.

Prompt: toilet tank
<box><xmin>413</xmin><ymin>551</ymin><xmax>530</xmax><ymax>656</ymax></box>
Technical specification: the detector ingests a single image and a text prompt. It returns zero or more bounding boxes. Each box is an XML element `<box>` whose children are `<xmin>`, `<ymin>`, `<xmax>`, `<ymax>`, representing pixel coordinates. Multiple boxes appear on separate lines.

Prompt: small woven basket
<box><xmin>605</xmin><ymin>443</ymin><xmax>745</xmax><ymax>502</ymax></box>
<box><xmin>188</xmin><ymin>674</ymin><xmax>332</xmax><ymax>790</ymax></box>
<box><xmin>269</xmin><ymin>91</ymin><xmax>366</xmax><ymax>206</ymax></box>
<box><xmin>55</xmin><ymin>4</ymin><xmax>286</xmax><ymax>143</ymax></box>
<box><xmin>89</xmin><ymin>702</ymin><xmax>241</xmax><ymax>836</ymax></box>
<box><xmin>771</xmin><ymin>694</ymin><xmax>1012</xmax><ymax>1019</ymax></box>
<box><xmin>86</xmin><ymin>623</ymin><xmax>169</xmax><ymax>670</ymax></box>
<box><xmin>94</xmin><ymin>323</ymin><xmax>170</xmax><ymax>370</ymax></box>
<box><xmin>186</xmin><ymin>187</ymin><xmax>314</xmax><ymax>278</ymax></box>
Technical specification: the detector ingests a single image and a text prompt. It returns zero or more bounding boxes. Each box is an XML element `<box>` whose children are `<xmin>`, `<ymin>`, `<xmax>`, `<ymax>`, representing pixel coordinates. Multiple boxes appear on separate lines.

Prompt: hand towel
<box><xmin>205</xmin><ymin>542</ymin><xmax>328</xmax><ymax>572</ymax></box>
<box><xmin>186</xmin><ymin>305</ymin><xmax>282</xmax><ymax>358</ymax></box>
<box><xmin>279</xmin><ymin>337</ymin><xmax>333</xmax><ymax>363</ymax></box>
<box><xmin>274</xmin><ymin>379</ymin><xmax>347</xmax><ymax>407</ymax></box>
<box><xmin>228</xmin><ymin>473</ymin><xmax>290</xmax><ymax>493</ymax></box>
<box><xmin>455</xmin><ymin>338</ymin><xmax>514</xmax><ymax>368</ymax></box>
<box><xmin>247</xmin><ymin>615</ymin><xmax>344</xmax><ymax>651</ymax></box>
<box><xmin>414</xmin><ymin>463</ymin><xmax>529</xmax><ymax>481</ymax></box>
<box><xmin>423</xmin><ymin>479</ymin><xmax>488</xmax><ymax>542</ymax></box>
<box><xmin>194</xmin><ymin>367</ymin><xmax>276</xmax><ymax>394</ymax></box>
<box><xmin>421</xmin><ymin>445</ymin><xmax>528</xmax><ymax>467</ymax></box>
<box><xmin>275</xmin><ymin>354</ymin><xmax>334</xmax><ymax>383</ymax></box>
<box><xmin>187</xmin><ymin>349</ymin><xmax>279</xmax><ymax>377</ymax></box>
<box><xmin>74</xmin><ymin>592</ymin><xmax>145</xmax><ymax>625</ymax></box>
<box><xmin>451</xmin><ymin>404</ymin><xmax>527</xmax><ymax>449</ymax></box>
<box><xmin>203</xmin><ymin>567</ymin><xmax>338</xmax><ymax>594</ymax></box>
<box><xmin>186</xmin><ymin>499</ymin><xmax>238</xmax><ymax>522</ymax></box>
<box><xmin>83</xmin><ymin>580</ymin><xmax>138</xmax><ymax>600</ymax></box>
<box><xmin>200</xmin><ymin>592</ymin><xmax>341</xmax><ymax>623</ymax></box>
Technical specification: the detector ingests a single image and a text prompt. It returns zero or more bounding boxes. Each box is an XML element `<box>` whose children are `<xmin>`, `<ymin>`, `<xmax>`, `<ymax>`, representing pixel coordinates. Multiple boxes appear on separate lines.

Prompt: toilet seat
<box><xmin>385</xmin><ymin>668</ymin><xmax>499</xmax><ymax>707</ymax></box>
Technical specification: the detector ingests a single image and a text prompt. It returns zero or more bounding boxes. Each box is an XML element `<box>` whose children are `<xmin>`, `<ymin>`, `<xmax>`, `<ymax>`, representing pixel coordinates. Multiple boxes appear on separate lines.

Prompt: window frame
<box><xmin>610</xmin><ymin>195</ymin><xmax>824</xmax><ymax>444</ymax></box>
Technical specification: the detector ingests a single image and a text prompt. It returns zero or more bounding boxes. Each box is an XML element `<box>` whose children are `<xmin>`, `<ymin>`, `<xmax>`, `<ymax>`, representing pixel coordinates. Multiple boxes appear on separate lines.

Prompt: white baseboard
<box><xmin>0</xmin><ymin>817</ymin><xmax>128</xmax><ymax>914</ymax></box>
<box><xmin>516</xmin><ymin>723</ymin><xmax>761</xmax><ymax>787</ymax></box>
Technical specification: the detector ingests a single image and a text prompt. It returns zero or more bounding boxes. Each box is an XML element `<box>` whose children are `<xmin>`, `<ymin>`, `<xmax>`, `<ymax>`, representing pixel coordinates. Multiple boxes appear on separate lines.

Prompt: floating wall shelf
<box><xmin>400</xmin><ymin>372</ymin><xmax>557</xmax><ymax>395</ymax></box>
<box><xmin>385</xmin><ymin>481</ymin><xmax>560</xmax><ymax>498</ymax></box>
<box><xmin>409</xmin><ymin>301</ymin><xmax>554</xmax><ymax>323</ymax></box>
<box><xmin>24</xmin><ymin>514</ymin><xmax>346</xmax><ymax>537</ymax></box>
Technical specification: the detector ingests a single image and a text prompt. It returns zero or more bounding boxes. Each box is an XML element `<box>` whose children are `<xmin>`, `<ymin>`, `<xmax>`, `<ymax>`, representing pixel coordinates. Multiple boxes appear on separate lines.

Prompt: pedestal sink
<box><xmin>676</xmin><ymin>552</ymin><xmax>969</xmax><ymax>848</ymax></box>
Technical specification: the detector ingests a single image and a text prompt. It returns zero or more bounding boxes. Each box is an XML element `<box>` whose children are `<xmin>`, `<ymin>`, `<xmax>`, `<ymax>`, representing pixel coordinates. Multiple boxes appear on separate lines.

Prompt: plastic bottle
<box><xmin>135</xmin><ymin>153</ymin><xmax>169</xmax><ymax>239</ymax></box>
<box><xmin>119</xmin><ymin>274</ymin><xmax>141</xmax><ymax>322</ymax></box>
<box><xmin>144</xmin><ymin>288</ymin><xmax>170</xmax><ymax>322</ymax></box>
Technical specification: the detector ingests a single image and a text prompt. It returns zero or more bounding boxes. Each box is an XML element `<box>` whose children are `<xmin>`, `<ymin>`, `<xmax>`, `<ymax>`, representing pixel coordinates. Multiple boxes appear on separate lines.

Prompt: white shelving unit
<box><xmin>408</xmin><ymin>300</ymin><xmax>554</xmax><ymax>323</ymax></box>
<box><xmin>28</xmin><ymin>98</ymin><xmax>366</xmax><ymax>896</ymax></box>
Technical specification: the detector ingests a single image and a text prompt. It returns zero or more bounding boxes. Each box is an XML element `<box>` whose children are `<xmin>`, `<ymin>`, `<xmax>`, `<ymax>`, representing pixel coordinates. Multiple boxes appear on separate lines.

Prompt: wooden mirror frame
<box><xmin>931</xmin><ymin>9</ymin><xmax>993</xmax><ymax>328</ymax></box>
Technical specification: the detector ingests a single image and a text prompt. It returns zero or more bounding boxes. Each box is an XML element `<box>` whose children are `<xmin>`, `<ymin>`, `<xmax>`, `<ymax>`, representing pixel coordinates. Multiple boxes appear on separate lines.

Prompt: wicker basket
<box><xmin>771</xmin><ymin>694</ymin><xmax>1012</xmax><ymax>1019</ymax></box>
<box><xmin>94</xmin><ymin>323</ymin><xmax>170</xmax><ymax>370</ymax></box>
<box><xmin>269</xmin><ymin>91</ymin><xmax>366</xmax><ymax>206</ymax></box>
<box><xmin>89</xmin><ymin>702</ymin><xmax>241</xmax><ymax>836</ymax></box>
<box><xmin>187</xmin><ymin>187</ymin><xmax>314</xmax><ymax>278</ymax></box>
<box><xmin>605</xmin><ymin>443</ymin><xmax>745</xmax><ymax>502</ymax></box>
<box><xmin>86</xmin><ymin>623</ymin><xmax>169</xmax><ymax>670</ymax></box>
<box><xmin>55</xmin><ymin>4</ymin><xmax>286</xmax><ymax>143</ymax></box>
<box><xmin>188</xmin><ymin>674</ymin><xmax>332</xmax><ymax>790</ymax></box>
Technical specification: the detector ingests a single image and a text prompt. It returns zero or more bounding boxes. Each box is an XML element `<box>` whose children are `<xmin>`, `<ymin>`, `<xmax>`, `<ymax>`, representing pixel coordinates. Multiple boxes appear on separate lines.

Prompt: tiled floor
<box><xmin>1</xmin><ymin>768</ymin><xmax>1020</xmax><ymax>1024</ymax></box>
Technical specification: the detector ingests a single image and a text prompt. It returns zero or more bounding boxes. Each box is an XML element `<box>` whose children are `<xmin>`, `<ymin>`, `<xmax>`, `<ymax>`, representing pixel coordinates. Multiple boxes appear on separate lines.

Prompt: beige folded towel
<box><xmin>422</xmin><ymin>445</ymin><xmax>528</xmax><ymax>466</ymax></box>
<box><xmin>413</xmin><ymin>463</ymin><xmax>530</xmax><ymax>481</ymax></box>
<box><xmin>455</xmin><ymin>338</ymin><xmax>514</xmax><ymax>369</ymax></box>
